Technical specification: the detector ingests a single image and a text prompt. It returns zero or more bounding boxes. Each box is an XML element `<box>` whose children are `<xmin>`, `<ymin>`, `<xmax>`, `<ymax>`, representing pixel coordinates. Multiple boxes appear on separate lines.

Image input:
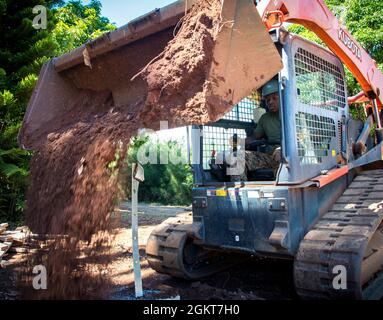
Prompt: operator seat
<box><xmin>247</xmin><ymin>168</ymin><xmax>275</xmax><ymax>181</ymax></box>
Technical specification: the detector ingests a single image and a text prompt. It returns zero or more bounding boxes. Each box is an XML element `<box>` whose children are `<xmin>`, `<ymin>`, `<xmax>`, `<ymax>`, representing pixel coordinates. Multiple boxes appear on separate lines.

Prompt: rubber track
<box><xmin>146</xmin><ymin>213</ymin><xmax>194</xmax><ymax>279</ymax></box>
<box><xmin>146</xmin><ymin>212</ymin><xmax>238</xmax><ymax>280</ymax></box>
<box><xmin>294</xmin><ymin>169</ymin><xmax>383</xmax><ymax>300</ymax></box>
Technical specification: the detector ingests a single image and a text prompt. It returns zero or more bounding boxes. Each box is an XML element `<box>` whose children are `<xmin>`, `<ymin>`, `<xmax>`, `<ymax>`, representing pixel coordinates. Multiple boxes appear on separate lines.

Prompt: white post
<box><xmin>132</xmin><ymin>163</ymin><xmax>144</xmax><ymax>298</ymax></box>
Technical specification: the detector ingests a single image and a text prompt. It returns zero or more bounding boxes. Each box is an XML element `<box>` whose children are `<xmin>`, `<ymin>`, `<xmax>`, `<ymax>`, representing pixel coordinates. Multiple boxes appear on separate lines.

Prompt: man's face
<box><xmin>265</xmin><ymin>92</ymin><xmax>279</xmax><ymax>113</ymax></box>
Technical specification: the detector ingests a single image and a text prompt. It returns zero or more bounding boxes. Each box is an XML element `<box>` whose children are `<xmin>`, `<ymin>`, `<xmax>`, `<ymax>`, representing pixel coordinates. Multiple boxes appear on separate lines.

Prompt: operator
<box><xmin>231</xmin><ymin>80</ymin><xmax>281</xmax><ymax>181</ymax></box>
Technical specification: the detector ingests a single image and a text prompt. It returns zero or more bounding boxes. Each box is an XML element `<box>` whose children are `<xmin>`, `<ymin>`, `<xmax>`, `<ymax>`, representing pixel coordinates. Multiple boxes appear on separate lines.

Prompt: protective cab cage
<box><xmin>192</xmin><ymin>32</ymin><xmax>283</xmax><ymax>185</ymax></box>
<box><xmin>191</xmin><ymin>28</ymin><xmax>349</xmax><ymax>187</ymax></box>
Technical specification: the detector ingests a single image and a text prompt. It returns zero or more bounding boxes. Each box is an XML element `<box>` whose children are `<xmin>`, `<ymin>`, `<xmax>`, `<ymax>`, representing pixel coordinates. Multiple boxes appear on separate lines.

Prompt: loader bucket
<box><xmin>19</xmin><ymin>0</ymin><xmax>282</xmax><ymax>150</ymax></box>
<box><xmin>207</xmin><ymin>0</ymin><xmax>283</xmax><ymax>108</ymax></box>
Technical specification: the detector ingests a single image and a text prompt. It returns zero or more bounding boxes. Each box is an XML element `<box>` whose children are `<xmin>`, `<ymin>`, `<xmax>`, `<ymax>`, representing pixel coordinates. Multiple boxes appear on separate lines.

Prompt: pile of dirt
<box><xmin>22</xmin><ymin>0</ymin><xmax>230</xmax><ymax>299</ymax></box>
<box><xmin>139</xmin><ymin>0</ymin><xmax>233</xmax><ymax>128</ymax></box>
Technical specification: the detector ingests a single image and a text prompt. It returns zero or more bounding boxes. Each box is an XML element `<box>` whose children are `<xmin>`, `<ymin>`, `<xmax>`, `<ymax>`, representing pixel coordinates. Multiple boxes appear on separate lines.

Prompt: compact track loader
<box><xmin>20</xmin><ymin>0</ymin><xmax>383</xmax><ymax>299</ymax></box>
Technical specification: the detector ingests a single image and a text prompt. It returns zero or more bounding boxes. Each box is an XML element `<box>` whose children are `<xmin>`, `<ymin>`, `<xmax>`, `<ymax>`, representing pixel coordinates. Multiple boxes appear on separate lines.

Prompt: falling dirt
<box><xmin>22</xmin><ymin>0</ymin><xmax>233</xmax><ymax>299</ymax></box>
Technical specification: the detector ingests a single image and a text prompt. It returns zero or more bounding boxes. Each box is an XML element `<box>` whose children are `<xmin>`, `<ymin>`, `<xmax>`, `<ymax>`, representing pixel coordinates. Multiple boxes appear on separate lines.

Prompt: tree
<box><xmin>346</xmin><ymin>0</ymin><xmax>383</xmax><ymax>87</ymax></box>
<box><xmin>0</xmin><ymin>0</ymin><xmax>115</xmax><ymax>224</ymax></box>
<box><xmin>126</xmin><ymin>135</ymin><xmax>193</xmax><ymax>206</ymax></box>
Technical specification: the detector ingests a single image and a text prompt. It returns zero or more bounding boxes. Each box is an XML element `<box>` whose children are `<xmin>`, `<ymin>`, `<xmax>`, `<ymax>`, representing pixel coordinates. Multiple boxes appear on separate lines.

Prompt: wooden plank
<box><xmin>0</xmin><ymin>260</ymin><xmax>12</xmax><ymax>268</ymax></box>
<box><xmin>0</xmin><ymin>235</ymin><xmax>12</xmax><ymax>242</ymax></box>
<box><xmin>1</xmin><ymin>231</ymin><xmax>27</xmax><ymax>244</ymax></box>
<box><xmin>0</xmin><ymin>240</ymin><xmax>13</xmax><ymax>259</ymax></box>
<box><xmin>8</xmin><ymin>247</ymin><xmax>28</xmax><ymax>254</ymax></box>
<box><xmin>0</xmin><ymin>242</ymin><xmax>10</xmax><ymax>251</ymax></box>
<box><xmin>15</xmin><ymin>226</ymin><xmax>29</xmax><ymax>232</ymax></box>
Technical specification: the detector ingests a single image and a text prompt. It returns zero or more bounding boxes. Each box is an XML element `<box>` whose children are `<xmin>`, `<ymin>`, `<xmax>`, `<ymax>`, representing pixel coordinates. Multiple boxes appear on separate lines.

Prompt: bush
<box><xmin>125</xmin><ymin>135</ymin><xmax>193</xmax><ymax>206</ymax></box>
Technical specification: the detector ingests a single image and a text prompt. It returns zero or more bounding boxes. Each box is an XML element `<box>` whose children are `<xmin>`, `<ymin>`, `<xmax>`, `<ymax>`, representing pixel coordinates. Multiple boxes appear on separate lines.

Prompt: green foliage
<box><xmin>51</xmin><ymin>0</ymin><xmax>115</xmax><ymax>55</ymax></box>
<box><xmin>125</xmin><ymin>136</ymin><xmax>193</xmax><ymax>206</ymax></box>
<box><xmin>345</xmin><ymin>0</ymin><xmax>383</xmax><ymax>96</ymax></box>
<box><xmin>0</xmin><ymin>0</ymin><xmax>115</xmax><ymax>223</ymax></box>
<box><xmin>288</xmin><ymin>24</ymin><xmax>323</xmax><ymax>46</ymax></box>
<box><xmin>347</xmin><ymin>0</ymin><xmax>383</xmax><ymax>63</ymax></box>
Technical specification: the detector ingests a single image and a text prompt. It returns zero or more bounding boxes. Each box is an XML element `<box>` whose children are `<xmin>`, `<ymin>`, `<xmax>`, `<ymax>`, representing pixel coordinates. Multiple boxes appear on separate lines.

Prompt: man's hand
<box><xmin>245</xmin><ymin>136</ymin><xmax>255</xmax><ymax>147</ymax></box>
<box><xmin>272</xmin><ymin>147</ymin><xmax>281</xmax><ymax>162</ymax></box>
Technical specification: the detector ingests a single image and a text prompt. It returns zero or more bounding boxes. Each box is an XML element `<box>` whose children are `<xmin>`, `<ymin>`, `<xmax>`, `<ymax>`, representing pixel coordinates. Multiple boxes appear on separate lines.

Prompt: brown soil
<box><xmin>140</xmin><ymin>0</ymin><xmax>233</xmax><ymax>128</ymax></box>
<box><xmin>108</xmin><ymin>213</ymin><xmax>297</xmax><ymax>301</ymax></box>
<box><xmin>21</xmin><ymin>0</ymin><xmax>233</xmax><ymax>299</ymax></box>
<box><xmin>1</xmin><ymin>207</ymin><xmax>297</xmax><ymax>300</ymax></box>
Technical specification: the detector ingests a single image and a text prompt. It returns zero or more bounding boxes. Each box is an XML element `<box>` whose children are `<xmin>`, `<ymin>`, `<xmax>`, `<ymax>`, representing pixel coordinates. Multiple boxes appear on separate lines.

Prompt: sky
<box><xmin>83</xmin><ymin>0</ymin><xmax>176</xmax><ymax>27</ymax></box>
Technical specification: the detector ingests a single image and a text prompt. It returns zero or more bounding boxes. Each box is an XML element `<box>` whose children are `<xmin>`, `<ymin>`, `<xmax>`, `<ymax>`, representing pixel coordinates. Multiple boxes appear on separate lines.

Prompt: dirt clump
<box><xmin>22</xmin><ymin>0</ymin><xmax>231</xmax><ymax>299</ymax></box>
<box><xmin>140</xmin><ymin>0</ymin><xmax>232</xmax><ymax>128</ymax></box>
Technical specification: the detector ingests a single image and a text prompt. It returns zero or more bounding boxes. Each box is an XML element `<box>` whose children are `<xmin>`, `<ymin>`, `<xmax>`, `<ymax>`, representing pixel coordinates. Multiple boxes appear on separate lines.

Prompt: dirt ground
<box><xmin>0</xmin><ymin>202</ymin><xmax>298</xmax><ymax>300</ymax></box>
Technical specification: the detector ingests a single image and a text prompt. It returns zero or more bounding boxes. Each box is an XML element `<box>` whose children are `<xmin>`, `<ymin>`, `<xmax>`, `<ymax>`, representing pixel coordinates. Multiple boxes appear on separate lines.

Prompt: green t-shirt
<box><xmin>254</xmin><ymin>112</ymin><xmax>281</xmax><ymax>144</ymax></box>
